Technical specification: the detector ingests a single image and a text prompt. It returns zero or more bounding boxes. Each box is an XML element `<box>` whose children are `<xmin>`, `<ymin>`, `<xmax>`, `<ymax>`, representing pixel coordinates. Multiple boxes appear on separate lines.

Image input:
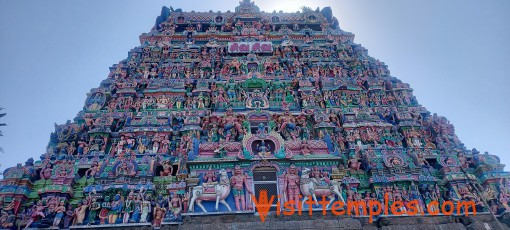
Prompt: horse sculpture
<box><xmin>189</xmin><ymin>168</ymin><xmax>232</xmax><ymax>212</ymax></box>
<box><xmin>299</xmin><ymin>167</ymin><xmax>344</xmax><ymax>209</ymax></box>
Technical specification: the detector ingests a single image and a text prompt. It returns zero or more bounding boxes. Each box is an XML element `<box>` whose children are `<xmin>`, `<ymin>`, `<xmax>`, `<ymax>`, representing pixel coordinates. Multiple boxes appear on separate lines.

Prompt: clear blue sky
<box><xmin>0</xmin><ymin>0</ymin><xmax>509</xmax><ymax>173</ymax></box>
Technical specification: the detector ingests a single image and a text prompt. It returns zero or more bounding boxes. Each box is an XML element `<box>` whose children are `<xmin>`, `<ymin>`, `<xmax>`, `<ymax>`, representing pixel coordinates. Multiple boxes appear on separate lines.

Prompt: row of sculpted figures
<box><xmin>1</xmin><ymin>138</ymin><xmax>510</xmax><ymax>229</ymax></box>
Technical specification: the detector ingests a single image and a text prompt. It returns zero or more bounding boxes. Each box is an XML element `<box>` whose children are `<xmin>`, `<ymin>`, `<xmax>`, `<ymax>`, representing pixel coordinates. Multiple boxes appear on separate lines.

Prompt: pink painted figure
<box><xmin>284</xmin><ymin>164</ymin><xmax>301</xmax><ymax>208</ymax></box>
<box><xmin>40</xmin><ymin>163</ymin><xmax>53</xmax><ymax>180</ymax></box>
<box><xmin>152</xmin><ymin>205</ymin><xmax>166</xmax><ymax>227</ymax></box>
<box><xmin>230</xmin><ymin>165</ymin><xmax>252</xmax><ymax>211</ymax></box>
<box><xmin>348</xmin><ymin>155</ymin><xmax>361</xmax><ymax>171</ymax></box>
<box><xmin>169</xmin><ymin>193</ymin><xmax>182</xmax><ymax>218</ymax></box>
<box><xmin>310</xmin><ymin>165</ymin><xmax>321</xmax><ymax>180</ymax></box>
<box><xmin>74</xmin><ymin>198</ymin><xmax>91</xmax><ymax>225</ymax></box>
<box><xmin>301</xmin><ymin>140</ymin><xmax>311</xmax><ymax>156</ymax></box>
<box><xmin>203</xmin><ymin>168</ymin><xmax>217</xmax><ymax>186</ymax></box>
<box><xmin>24</xmin><ymin>201</ymin><xmax>46</xmax><ymax>229</ymax></box>
<box><xmin>220</xmin><ymin>108</ymin><xmax>244</xmax><ymax>141</ymax></box>
<box><xmin>84</xmin><ymin>161</ymin><xmax>100</xmax><ymax>179</ymax></box>
<box><xmin>160</xmin><ymin>160</ymin><xmax>173</xmax><ymax>176</ymax></box>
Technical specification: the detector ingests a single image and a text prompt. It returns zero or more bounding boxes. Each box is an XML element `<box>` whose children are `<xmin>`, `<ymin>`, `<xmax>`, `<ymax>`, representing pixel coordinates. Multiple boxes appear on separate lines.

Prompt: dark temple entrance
<box><xmin>253</xmin><ymin>166</ymin><xmax>279</xmax><ymax>212</ymax></box>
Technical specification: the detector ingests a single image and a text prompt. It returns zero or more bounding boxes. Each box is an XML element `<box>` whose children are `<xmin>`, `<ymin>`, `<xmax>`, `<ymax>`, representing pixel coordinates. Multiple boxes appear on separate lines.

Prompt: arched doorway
<box><xmin>253</xmin><ymin>166</ymin><xmax>278</xmax><ymax>211</ymax></box>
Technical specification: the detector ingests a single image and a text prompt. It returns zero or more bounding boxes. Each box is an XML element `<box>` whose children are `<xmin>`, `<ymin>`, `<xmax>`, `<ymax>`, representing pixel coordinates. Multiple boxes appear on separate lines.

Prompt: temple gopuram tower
<box><xmin>1</xmin><ymin>1</ymin><xmax>508</xmax><ymax>229</ymax></box>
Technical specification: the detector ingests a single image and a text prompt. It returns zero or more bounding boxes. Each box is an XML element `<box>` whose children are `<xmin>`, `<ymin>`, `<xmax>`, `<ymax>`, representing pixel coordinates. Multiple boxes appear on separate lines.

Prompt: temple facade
<box><xmin>1</xmin><ymin>1</ymin><xmax>509</xmax><ymax>229</ymax></box>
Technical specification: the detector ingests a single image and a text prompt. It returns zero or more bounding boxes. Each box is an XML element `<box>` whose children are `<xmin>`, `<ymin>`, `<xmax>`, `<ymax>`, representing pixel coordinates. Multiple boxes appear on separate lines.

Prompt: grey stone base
<box><xmin>23</xmin><ymin>212</ymin><xmax>510</xmax><ymax>230</ymax></box>
<box><xmin>175</xmin><ymin>212</ymin><xmax>509</xmax><ymax>230</ymax></box>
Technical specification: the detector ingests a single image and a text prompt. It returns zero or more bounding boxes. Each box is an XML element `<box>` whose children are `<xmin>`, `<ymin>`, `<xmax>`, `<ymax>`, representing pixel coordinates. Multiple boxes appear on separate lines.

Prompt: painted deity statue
<box><xmin>301</xmin><ymin>139</ymin><xmax>311</xmax><ymax>156</ymax></box>
<box><xmin>122</xmin><ymin>191</ymin><xmax>135</xmax><ymax>224</ymax></box>
<box><xmin>152</xmin><ymin>204</ymin><xmax>166</xmax><ymax>227</ymax></box>
<box><xmin>116</xmin><ymin>161</ymin><xmax>136</xmax><ymax>176</ymax></box>
<box><xmin>279</xmin><ymin>110</ymin><xmax>298</xmax><ymax>140</ymax></box>
<box><xmin>74</xmin><ymin>197</ymin><xmax>91</xmax><ymax>225</ymax></box>
<box><xmin>88</xmin><ymin>198</ymin><xmax>101</xmax><ymax>225</ymax></box>
<box><xmin>257</xmin><ymin>122</ymin><xmax>267</xmax><ymax>136</ymax></box>
<box><xmin>128</xmin><ymin>195</ymin><xmax>140</xmax><ymax>223</ymax></box>
<box><xmin>257</xmin><ymin>140</ymin><xmax>271</xmax><ymax>158</ymax></box>
<box><xmin>221</xmin><ymin>108</ymin><xmax>244</xmax><ymax>141</ymax></box>
<box><xmin>226</xmin><ymin>77</ymin><xmax>238</xmax><ymax>100</ymax></box>
<box><xmin>52</xmin><ymin>201</ymin><xmax>66</xmax><ymax>228</ymax></box>
<box><xmin>230</xmin><ymin>165</ymin><xmax>253</xmax><ymax>211</ymax></box>
<box><xmin>348</xmin><ymin>155</ymin><xmax>361</xmax><ymax>171</ymax></box>
<box><xmin>160</xmin><ymin>160</ymin><xmax>173</xmax><ymax>176</ymax></box>
<box><xmin>140</xmin><ymin>195</ymin><xmax>151</xmax><ymax>223</ymax></box>
<box><xmin>40</xmin><ymin>163</ymin><xmax>53</xmax><ymax>180</ymax></box>
<box><xmin>284</xmin><ymin>164</ymin><xmax>301</xmax><ymax>208</ymax></box>
<box><xmin>84</xmin><ymin>161</ymin><xmax>100</xmax><ymax>179</ymax></box>
<box><xmin>99</xmin><ymin>196</ymin><xmax>111</xmax><ymax>225</ymax></box>
<box><xmin>203</xmin><ymin>167</ymin><xmax>218</xmax><ymax>193</ymax></box>
<box><xmin>167</xmin><ymin>193</ymin><xmax>183</xmax><ymax>220</ymax></box>
<box><xmin>108</xmin><ymin>194</ymin><xmax>123</xmax><ymax>224</ymax></box>
<box><xmin>24</xmin><ymin>201</ymin><xmax>46</xmax><ymax>229</ymax></box>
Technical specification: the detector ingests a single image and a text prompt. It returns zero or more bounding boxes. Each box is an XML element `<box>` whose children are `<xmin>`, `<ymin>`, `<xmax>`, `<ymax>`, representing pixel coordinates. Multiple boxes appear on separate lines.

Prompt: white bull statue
<box><xmin>189</xmin><ymin>168</ymin><xmax>232</xmax><ymax>212</ymax></box>
<box><xmin>299</xmin><ymin>167</ymin><xmax>344</xmax><ymax>209</ymax></box>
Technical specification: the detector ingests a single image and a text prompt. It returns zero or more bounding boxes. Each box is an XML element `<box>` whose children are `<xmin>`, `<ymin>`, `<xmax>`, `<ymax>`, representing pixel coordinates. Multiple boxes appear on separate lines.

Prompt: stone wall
<box><xmin>65</xmin><ymin>213</ymin><xmax>509</xmax><ymax>230</ymax></box>
<box><xmin>169</xmin><ymin>213</ymin><xmax>507</xmax><ymax>230</ymax></box>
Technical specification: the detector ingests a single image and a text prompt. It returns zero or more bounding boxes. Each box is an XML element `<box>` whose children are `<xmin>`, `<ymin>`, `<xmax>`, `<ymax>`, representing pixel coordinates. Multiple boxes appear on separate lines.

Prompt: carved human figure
<box><xmin>284</xmin><ymin>164</ymin><xmax>301</xmax><ymax>208</ymax></box>
<box><xmin>489</xmin><ymin>200</ymin><xmax>499</xmax><ymax>214</ymax></box>
<box><xmin>230</xmin><ymin>165</ymin><xmax>253</xmax><ymax>211</ymax></box>
<box><xmin>257</xmin><ymin>122</ymin><xmax>267</xmax><ymax>135</ymax></box>
<box><xmin>74</xmin><ymin>198</ymin><xmax>90</xmax><ymax>225</ymax></box>
<box><xmin>310</xmin><ymin>165</ymin><xmax>322</xmax><ymax>181</ymax></box>
<box><xmin>182</xmin><ymin>192</ymin><xmax>190</xmax><ymax>213</ymax></box>
<box><xmin>98</xmin><ymin>196</ymin><xmax>110</xmax><ymax>225</ymax></box>
<box><xmin>221</xmin><ymin>108</ymin><xmax>243</xmax><ymax>141</ymax></box>
<box><xmin>126</xmin><ymin>135</ymin><xmax>135</xmax><ymax>150</ymax></box>
<box><xmin>203</xmin><ymin>167</ymin><xmax>217</xmax><ymax>193</ymax></box>
<box><xmin>152</xmin><ymin>204</ymin><xmax>166</xmax><ymax>227</ymax></box>
<box><xmin>40</xmin><ymin>163</ymin><xmax>53</xmax><ymax>180</ymax></box>
<box><xmin>116</xmin><ymin>161</ymin><xmax>135</xmax><ymax>176</ymax></box>
<box><xmin>24</xmin><ymin>201</ymin><xmax>46</xmax><ymax>229</ymax></box>
<box><xmin>177</xmin><ymin>153</ymin><xmax>189</xmax><ymax>175</ymax></box>
<box><xmin>279</xmin><ymin>110</ymin><xmax>298</xmax><ymax>140</ymax></box>
<box><xmin>108</xmin><ymin>194</ymin><xmax>123</xmax><ymax>224</ymax></box>
<box><xmin>161</xmin><ymin>135</ymin><xmax>170</xmax><ymax>154</ymax></box>
<box><xmin>169</xmin><ymin>193</ymin><xmax>182</xmax><ymax>219</ymax></box>
<box><xmin>160</xmin><ymin>160</ymin><xmax>173</xmax><ymax>176</ymax></box>
<box><xmin>445</xmin><ymin>157</ymin><xmax>456</xmax><ymax>166</ymax></box>
<box><xmin>122</xmin><ymin>192</ymin><xmax>134</xmax><ymax>224</ymax></box>
<box><xmin>416</xmin><ymin>153</ymin><xmax>430</xmax><ymax>167</ymax></box>
<box><xmin>87</xmin><ymin>198</ymin><xmax>101</xmax><ymax>225</ymax></box>
<box><xmin>197</xmin><ymin>92</ymin><xmax>206</xmax><ymax>109</ymax></box>
<box><xmin>140</xmin><ymin>196</ymin><xmax>151</xmax><ymax>223</ymax></box>
<box><xmin>130</xmin><ymin>195</ymin><xmax>142</xmax><ymax>223</ymax></box>
<box><xmin>500</xmin><ymin>193</ymin><xmax>510</xmax><ymax>212</ymax></box>
<box><xmin>2</xmin><ymin>210</ymin><xmax>16</xmax><ymax>228</ymax></box>
<box><xmin>391</xmin><ymin>157</ymin><xmax>402</xmax><ymax>166</ymax></box>
<box><xmin>457</xmin><ymin>152</ymin><xmax>470</xmax><ymax>169</ymax></box>
<box><xmin>458</xmin><ymin>184</ymin><xmax>477</xmax><ymax>200</ymax></box>
<box><xmin>46</xmin><ymin>196</ymin><xmax>58</xmax><ymax>214</ymax></box>
<box><xmin>152</xmin><ymin>134</ymin><xmax>161</xmax><ymax>153</ymax></box>
<box><xmin>117</xmin><ymin>136</ymin><xmax>126</xmax><ymax>154</ymax></box>
<box><xmin>348</xmin><ymin>155</ymin><xmax>361</xmax><ymax>171</ymax></box>
<box><xmin>257</xmin><ymin>140</ymin><xmax>271</xmax><ymax>158</ymax></box>
<box><xmin>85</xmin><ymin>161</ymin><xmax>100</xmax><ymax>179</ymax></box>
<box><xmin>301</xmin><ymin>139</ymin><xmax>311</xmax><ymax>156</ymax></box>
<box><xmin>63</xmin><ymin>204</ymin><xmax>74</xmax><ymax>228</ymax></box>
<box><xmin>52</xmin><ymin>201</ymin><xmax>66</xmax><ymax>228</ymax></box>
